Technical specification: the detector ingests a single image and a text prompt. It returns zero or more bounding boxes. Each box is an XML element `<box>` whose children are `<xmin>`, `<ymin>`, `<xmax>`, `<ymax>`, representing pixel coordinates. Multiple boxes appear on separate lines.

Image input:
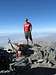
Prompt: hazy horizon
<box><xmin>0</xmin><ymin>32</ymin><xmax>56</xmax><ymax>47</ymax></box>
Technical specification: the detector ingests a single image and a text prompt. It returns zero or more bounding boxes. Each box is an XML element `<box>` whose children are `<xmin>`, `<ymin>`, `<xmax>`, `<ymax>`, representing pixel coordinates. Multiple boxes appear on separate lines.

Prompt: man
<box><xmin>24</xmin><ymin>18</ymin><xmax>33</xmax><ymax>45</ymax></box>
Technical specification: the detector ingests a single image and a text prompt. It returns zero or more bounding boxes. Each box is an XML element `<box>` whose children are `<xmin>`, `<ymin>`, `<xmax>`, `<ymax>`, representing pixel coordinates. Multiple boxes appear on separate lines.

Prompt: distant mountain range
<box><xmin>0</xmin><ymin>33</ymin><xmax>24</xmax><ymax>46</ymax></box>
<box><xmin>0</xmin><ymin>32</ymin><xmax>56</xmax><ymax>46</ymax></box>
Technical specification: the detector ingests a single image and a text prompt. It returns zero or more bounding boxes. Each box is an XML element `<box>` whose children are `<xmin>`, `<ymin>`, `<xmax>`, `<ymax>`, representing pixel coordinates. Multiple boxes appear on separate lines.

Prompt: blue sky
<box><xmin>0</xmin><ymin>0</ymin><xmax>56</xmax><ymax>34</ymax></box>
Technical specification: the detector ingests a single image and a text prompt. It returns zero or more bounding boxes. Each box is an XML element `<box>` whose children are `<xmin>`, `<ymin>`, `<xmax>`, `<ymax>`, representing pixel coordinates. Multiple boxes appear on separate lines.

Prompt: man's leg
<box><xmin>25</xmin><ymin>32</ymin><xmax>29</xmax><ymax>45</ymax></box>
<box><xmin>27</xmin><ymin>38</ymin><xmax>29</xmax><ymax>45</ymax></box>
<box><xmin>29</xmin><ymin>32</ymin><xmax>33</xmax><ymax>44</ymax></box>
<box><xmin>26</xmin><ymin>35</ymin><xmax>29</xmax><ymax>45</ymax></box>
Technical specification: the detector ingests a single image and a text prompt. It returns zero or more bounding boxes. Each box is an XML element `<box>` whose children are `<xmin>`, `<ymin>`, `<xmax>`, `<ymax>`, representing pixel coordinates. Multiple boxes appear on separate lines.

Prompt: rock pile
<box><xmin>27</xmin><ymin>43</ymin><xmax>56</xmax><ymax>68</ymax></box>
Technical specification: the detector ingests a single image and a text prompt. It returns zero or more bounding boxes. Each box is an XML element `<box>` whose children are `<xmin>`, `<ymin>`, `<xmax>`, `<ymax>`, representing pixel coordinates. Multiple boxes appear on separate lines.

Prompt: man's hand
<box><xmin>30</xmin><ymin>25</ymin><xmax>32</xmax><ymax>31</ymax></box>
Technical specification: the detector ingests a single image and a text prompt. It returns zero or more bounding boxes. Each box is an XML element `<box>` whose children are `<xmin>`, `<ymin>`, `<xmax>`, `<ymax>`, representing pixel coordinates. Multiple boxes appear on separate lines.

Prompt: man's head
<box><xmin>25</xmin><ymin>18</ymin><xmax>28</xmax><ymax>22</ymax></box>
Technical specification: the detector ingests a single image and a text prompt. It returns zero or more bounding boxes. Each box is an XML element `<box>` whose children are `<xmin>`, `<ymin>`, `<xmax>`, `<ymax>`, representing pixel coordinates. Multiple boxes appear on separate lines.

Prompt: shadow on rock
<box><xmin>22</xmin><ymin>67</ymin><xmax>56</xmax><ymax>75</ymax></box>
<box><xmin>18</xmin><ymin>44</ymin><xmax>34</xmax><ymax>56</ymax></box>
<box><xmin>22</xmin><ymin>48</ymin><xmax>34</xmax><ymax>56</ymax></box>
<box><xmin>0</xmin><ymin>67</ymin><xmax>56</xmax><ymax>75</ymax></box>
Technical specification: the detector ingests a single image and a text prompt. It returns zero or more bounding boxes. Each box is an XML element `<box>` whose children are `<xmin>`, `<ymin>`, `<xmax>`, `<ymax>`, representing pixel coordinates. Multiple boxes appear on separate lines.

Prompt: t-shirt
<box><xmin>24</xmin><ymin>22</ymin><xmax>32</xmax><ymax>32</ymax></box>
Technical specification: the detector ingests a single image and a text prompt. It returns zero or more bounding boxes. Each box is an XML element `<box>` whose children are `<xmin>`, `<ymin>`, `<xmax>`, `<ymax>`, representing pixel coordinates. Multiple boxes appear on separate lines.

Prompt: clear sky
<box><xmin>0</xmin><ymin>0</ymin><xmax>56</xmax><ymax>34</ymax></box>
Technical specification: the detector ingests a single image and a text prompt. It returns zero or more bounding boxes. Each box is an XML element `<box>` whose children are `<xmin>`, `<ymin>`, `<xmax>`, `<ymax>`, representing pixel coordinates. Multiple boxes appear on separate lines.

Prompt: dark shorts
<box><xmin>24</xmin><ymin>31</ymin><xmax>32</xmax><ymax>40</ymax></box>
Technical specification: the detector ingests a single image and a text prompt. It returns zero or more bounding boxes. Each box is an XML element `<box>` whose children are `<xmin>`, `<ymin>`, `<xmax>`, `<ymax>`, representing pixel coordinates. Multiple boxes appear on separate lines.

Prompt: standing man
<box><xmin>24</xmin><ymin>18</ymin><xmax>33</xmax><ymax>45</ymax></box>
